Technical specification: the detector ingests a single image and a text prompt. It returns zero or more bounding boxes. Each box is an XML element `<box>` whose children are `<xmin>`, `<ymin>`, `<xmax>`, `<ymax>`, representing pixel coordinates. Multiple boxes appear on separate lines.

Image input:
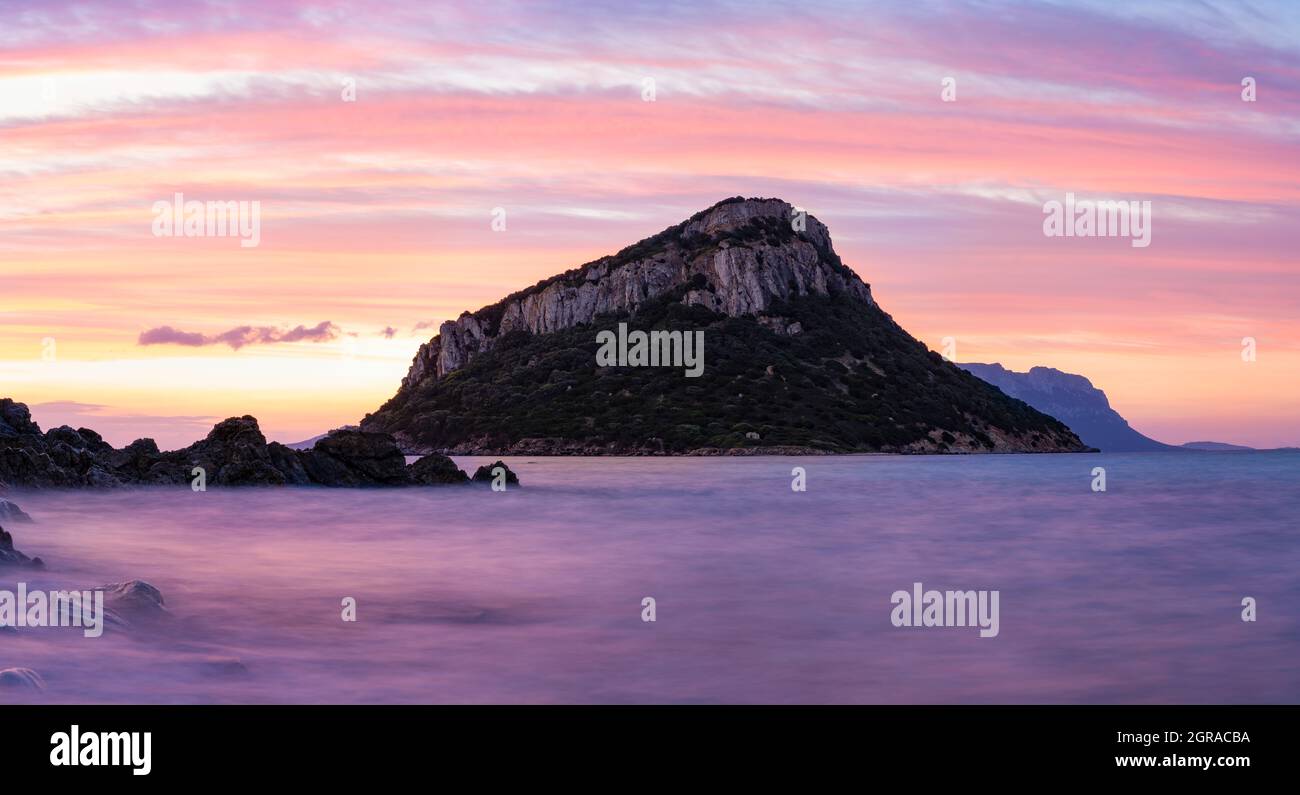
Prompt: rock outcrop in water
<box><xmin>363</xmin><ymin>197</ymin><xmax>1088</xmax><ymax>455</ymax></box>
<box><xmin>0</xmin><ymin>668</ymin><xmax>46</xmax><ymax>691</ymax></box>
<box><xmin>409</xmin><ymin>453</ymin><xmax>470</xmax><ymax>484</ymax></box>
<box><xmin>0</xmin><ymin>499</ymin><xmax>31</xmax><ymax>523</ymax></box>
<box><xmin>472</xmin><ymin>461</ymin><xmax>519</xmax><ymax>485</ymax></box>
<box><xmin>0</xmin><ymin>400</ymin><xmax>518</xmax><ymax>488</ymax></box>
<box><xmin>0</xmin><ymin>525</ymin><xmax>42</xmax><ymax>568</ymax></box>
<box><xmin>98</xmin><ymin>580</ymin><xmax>170</xmax><ymax>628</ymax></box>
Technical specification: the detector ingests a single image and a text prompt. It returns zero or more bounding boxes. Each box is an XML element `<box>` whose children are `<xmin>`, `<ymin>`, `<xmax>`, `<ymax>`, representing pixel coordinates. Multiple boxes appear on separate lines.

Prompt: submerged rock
<box><xmin>0</xmin><ymin>668</ymin><xmax>46</xmax><ymax>691</ymax></box>
<box><xmin>97</xmin><ymin>580</ymin><xmax>169</xmax><ymax>624</ymax></box>
<box><xmin>29</xmin><ymin>581</ymin><xmax>167</xmax><ymax>633</ymax></box>
<box><xmin>0</xmin><ymin>499</ymin><xmax>31</xmax><ymax>522</ymax></box>
<box><xmin>471</xmin><ymin>461</ymin><xmax>519</xmax><ymax>485</ymax></box>
<box><xmin>197</xmin><ymin>658</ymin><xmax>250</xmax><ymax>678</ymax></box>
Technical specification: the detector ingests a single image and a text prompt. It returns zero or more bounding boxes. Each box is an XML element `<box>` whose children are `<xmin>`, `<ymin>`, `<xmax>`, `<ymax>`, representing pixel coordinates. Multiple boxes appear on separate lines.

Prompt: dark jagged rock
<box><xmin>0</xmin><ymin>438</ymin><xmax>81</xmax><ymax>487</ymax></box>
<box><xmin>108</xmin><ymin>438</ymin><xmax>165</xmax><ymax>482</ymax></box>
<box><xmin>0</xmin><ymin>401</ymin><xmax>501</xmax><ymax>488</ymax></box>
<box><xmin>0</xmin><ymin>525</ymin><xmax>43</xmax><ymax>568</ymax></box>
<box><xmin>299</xmin><ymin>430</ymin><xmax>411</xmax><ymax>486</ymax></box>
<box><xmin>267</xmin><ymin>441</ymin><xmax>312</xmax><ymax>485</ymax></box>
<box><xmin>0</xmin><ymin>399</ymin><xmax>41</xmax><ymax>437</ymax></box>
<box><xmin>362</xmin><ymin>197</ymin><xmax>1087</xmax><ymax>455</ymax></box>
<box><xmin>472</xmin><ymin>461</ymin><xmax>519</xmax><ymax>484</ymax></box>
<box><xmin>285</xmin><ymin>426</ymin><xmax>358</xmax><ymax>450</ymax></box>
<box><xmin>181</xmin><ymin>416</ymin><xmax>287</xmax><ymax>486</ymax></box>
<box><xmin>410</xmin><ymin>453</ymin><xmax>470</xmax><ymax>484</ymax></box>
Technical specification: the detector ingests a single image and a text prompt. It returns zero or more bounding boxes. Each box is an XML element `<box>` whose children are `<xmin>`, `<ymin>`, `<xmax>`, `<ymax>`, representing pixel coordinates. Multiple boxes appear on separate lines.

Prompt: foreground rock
<box><xmin>0</xmin><ymin>525</ymin><xmax>42</xmax><ymax>568</ymax></box>
<box><xmin>31</xmin><ymin>580</ymin><xmax>169</xmax><ymax>632</ymax></box>
<box><xmin>410</xmin><ymin>453</ymin><xmax>470</xmax><ymax>484</ymax></box>
<box><xmin>98</xmin><ymin>580</ymin><xmax>170</xmax><ymax>628</ymax></box>
<box><xmin>0</xmin><ymin>668</ymin><xmax>46</xmax><ymax>691</ymax></box>
<box><xmin>0</xmin><ymin>401</ymin><xmax>519</xmax><ymax>488</ymax></box>
<box><xmin>472</xmin><ymin>461</ymin><xmax>520</xmax><ymax>485</ymax></box>
<box><xmin>0</xmin><ymin>499</ymin><xmax>31</xmax><ymax>522</ymax></box>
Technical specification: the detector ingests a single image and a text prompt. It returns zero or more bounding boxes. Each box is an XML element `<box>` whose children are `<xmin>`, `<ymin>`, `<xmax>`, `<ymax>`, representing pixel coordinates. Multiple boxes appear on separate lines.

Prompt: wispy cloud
<box><xmin>138</xmin><ymin>321</ymin><xmax>339</xmax><ymax>349</ymax></box>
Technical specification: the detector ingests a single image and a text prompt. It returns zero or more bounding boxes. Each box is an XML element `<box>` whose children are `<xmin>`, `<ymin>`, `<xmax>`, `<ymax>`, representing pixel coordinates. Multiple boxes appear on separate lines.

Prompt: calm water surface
<box><xmin>3</xmin><ymin>452</ymin><xmax>1297</xmax><ymax>703</ymax></box>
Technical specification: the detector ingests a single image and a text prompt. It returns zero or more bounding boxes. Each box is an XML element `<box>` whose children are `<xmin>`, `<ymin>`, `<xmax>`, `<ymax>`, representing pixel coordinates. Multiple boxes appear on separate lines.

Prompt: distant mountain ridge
<box><xmin>362</xmin><ymin>197</ymin><xmax>1087</xmax><ymax>455</ymax></box>
<box><xmin>958</xmin><ymin>362</ymin><xmax>1176</xmax><ymax>452</ymax></box>
<box><xmin>285</xmin><ymin>426</ymin><xmax>358</xmax><ymax>450</ymax></box>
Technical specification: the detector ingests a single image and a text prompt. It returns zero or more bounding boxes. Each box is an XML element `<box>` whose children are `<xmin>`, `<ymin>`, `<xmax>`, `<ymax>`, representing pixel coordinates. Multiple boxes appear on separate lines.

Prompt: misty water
<box><xmin>3</xmin><ymin>452</ymin><xmax>1297</xmax><ymax>704</ymax></box>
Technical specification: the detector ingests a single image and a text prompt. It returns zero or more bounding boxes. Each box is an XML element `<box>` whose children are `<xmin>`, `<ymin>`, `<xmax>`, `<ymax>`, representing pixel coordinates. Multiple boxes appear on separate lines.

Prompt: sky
<box><xmin>1</xmin><ymin>0</ymin><xmax>1297</xmax><ymax>449</ymax></box>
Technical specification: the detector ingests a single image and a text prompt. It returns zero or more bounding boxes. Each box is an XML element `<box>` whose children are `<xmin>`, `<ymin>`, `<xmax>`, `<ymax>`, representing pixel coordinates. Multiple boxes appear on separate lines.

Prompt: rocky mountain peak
<box><xmin>399</xmin><ymin>197</ymin><xmax>870</xmax><ymax>388</ymax></box>
<box><xmin>364</xmin><ymin>202</ymin><xmax>1088</xmax><ymax>456</ymax></box>
<box><xmin>681</xmin><ymin>197</ymin><xmax>832</xmax><ymax>248</ymax></box>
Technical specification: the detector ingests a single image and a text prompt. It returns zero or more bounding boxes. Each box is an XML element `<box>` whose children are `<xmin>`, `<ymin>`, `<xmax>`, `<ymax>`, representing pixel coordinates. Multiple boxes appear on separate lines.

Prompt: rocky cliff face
<box><xmin>959</xmin><ymin>363</ymin><xmax>1175</xmax><ymax>452</ymax></box>
<box><xmin>403</xmin><ymin>198</ymin><xmax>873</xmax><ymax>386</ymax></box>
<box><xmin>365</xmin><ymin>197</ymin><xmax>1088</xmax><ymax>455</ymax></box>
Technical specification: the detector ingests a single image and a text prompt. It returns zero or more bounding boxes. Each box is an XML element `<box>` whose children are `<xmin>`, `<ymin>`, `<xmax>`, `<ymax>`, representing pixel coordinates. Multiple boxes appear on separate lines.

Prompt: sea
<box><xmin>2</xmin><ymin>451</ymin><xmax>1297</xmax><ymax>703</ymax></box>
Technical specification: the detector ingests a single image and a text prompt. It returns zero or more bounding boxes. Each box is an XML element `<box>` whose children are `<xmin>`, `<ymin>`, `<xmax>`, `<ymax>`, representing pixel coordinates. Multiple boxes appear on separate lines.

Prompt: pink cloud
<box><xmin>138</xmin><ymin>322</ymin><xmax>339</xmax><ymax>349</ymax></box>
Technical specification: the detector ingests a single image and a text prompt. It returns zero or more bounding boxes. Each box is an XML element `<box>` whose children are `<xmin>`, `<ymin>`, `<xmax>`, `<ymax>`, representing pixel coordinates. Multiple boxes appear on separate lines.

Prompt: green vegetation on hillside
<box><xmin>365</xmin><ymin>282</ymin><xmax>1081</xmax><ymax>453</ymax></box>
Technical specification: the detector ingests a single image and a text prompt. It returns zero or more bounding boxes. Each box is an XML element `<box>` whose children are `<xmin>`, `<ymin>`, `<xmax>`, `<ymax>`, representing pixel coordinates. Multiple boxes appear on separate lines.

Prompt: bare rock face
<box><xmin>399</xmin><ymin>198</ymin><xmax>872</xmax><ymax>387</ymax></box>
